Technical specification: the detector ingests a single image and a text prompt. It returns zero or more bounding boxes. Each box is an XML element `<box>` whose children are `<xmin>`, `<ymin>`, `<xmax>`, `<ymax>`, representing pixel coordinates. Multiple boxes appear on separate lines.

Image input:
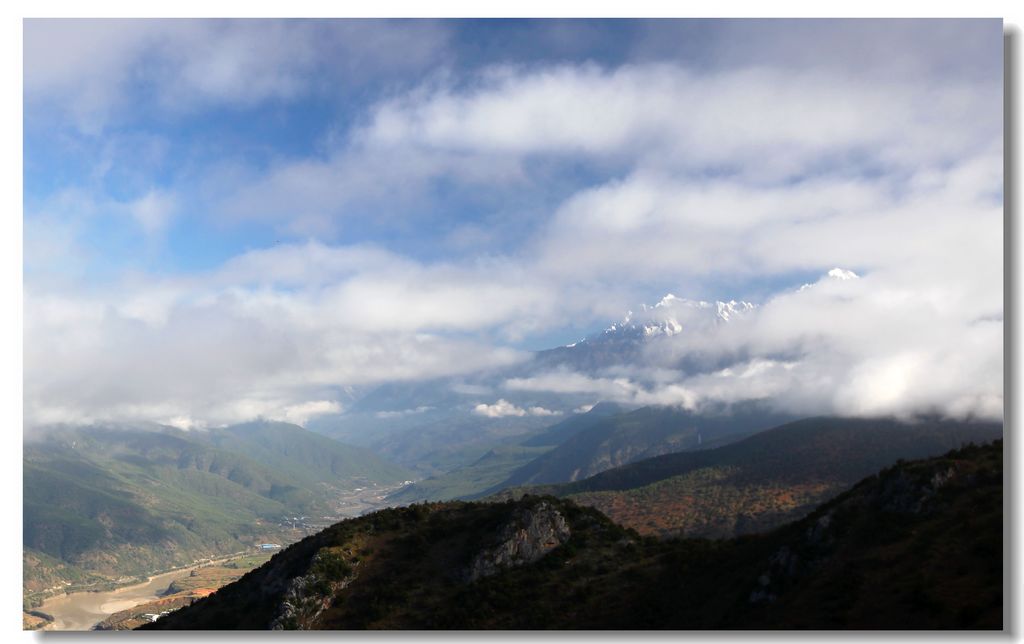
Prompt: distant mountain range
<box><xmin>485</xmin><ymin>403</ymin><xmax>793</xmax><ymax>491</ymax></box>
<box><xmin>307</xmin><ymin>291</ymin><xmax>767</xmax><ymax>468</ymax></box>
<box><xmin>384</xmin><ymin>401</ymin><xmax>785</xmax><ymax>504</ymax></box>
<box><xmin>384</xmin><ymin>404</ymin><xmax>1001</xmax><ymax>523</ymax></box>
<box><xmin>385</xmin><ymin>403</ymin><xmax>626</xmax><ymax>504</ymax></box>
<box><xmin>23</xmin><ymin>421</ymin><xmax>410</xmax><ymax>607</ymax></box>
<box><xmin>492</xmin><ymin>416</ymin><xmax>1003</xmax><ymax>538</ymax></box>
<box><xmin>530</xmin><ymin>295</ymin><xmax>755</xmax><ymax>373</ymax></box>
<box><xmin>311</xmin><ymin>273</ymin><xmax>860</xmax><ymax>449</ymax></box>
<box><xmin>145</xmin><ymin>439</ymin><xmax>1003</xmax><ymax>629</ymax></box>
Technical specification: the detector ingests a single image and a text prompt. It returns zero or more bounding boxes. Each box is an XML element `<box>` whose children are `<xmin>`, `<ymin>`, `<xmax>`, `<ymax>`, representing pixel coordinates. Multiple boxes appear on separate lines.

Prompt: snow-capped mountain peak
<box><xmin>654</xmin><ymin>293</ymin><xmax>681</xmax><ymax>308</ymax></box>
<box><xmin>799</xmin><ymin>267</ymin><xmax>861</xmax><ymax>291</ymax></box>
<box><xmin>594</xmin><ymin>295</ymin><xmax>755</xmax><ymax>343</ymax></box>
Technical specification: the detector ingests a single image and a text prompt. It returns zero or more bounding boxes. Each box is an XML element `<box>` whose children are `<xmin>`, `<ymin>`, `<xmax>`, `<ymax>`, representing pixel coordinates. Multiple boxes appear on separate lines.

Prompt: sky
<box><xmin>22</xmin><ymin>18</ymin><xmax>1004</xmax><ymax>429</ymax></box>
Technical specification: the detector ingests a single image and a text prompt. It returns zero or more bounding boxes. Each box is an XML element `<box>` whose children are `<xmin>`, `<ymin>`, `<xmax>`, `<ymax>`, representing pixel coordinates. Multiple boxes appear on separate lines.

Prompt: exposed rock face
<box><xmin>467</xmin><ymin>501</ymin><xmax>571</xmax><ymax>582</ymax></box>
<box><xmin>270</xmin><ymin>549</ymin><xmax>356</xmax><ymax>630</ymax></box>
<box><xmin>873</xmin><ymin>464</ymin><xmax>961</xmax><ymax>514</ymax></box>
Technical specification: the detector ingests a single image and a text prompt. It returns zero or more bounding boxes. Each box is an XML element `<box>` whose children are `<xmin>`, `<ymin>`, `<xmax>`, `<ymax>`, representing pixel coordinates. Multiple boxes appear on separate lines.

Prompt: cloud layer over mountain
<box><xmin>23</xmin><ymin>19</ymin><xmax>1003</xmax><ymax>429</ymax></box>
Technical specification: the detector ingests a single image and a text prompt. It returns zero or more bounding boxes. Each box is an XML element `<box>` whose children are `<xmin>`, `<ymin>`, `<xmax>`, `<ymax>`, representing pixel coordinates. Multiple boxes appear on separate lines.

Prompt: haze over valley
<box><xmin>21</xmin><ymin>18</ymin><xmax>1004</xmax><ymax>631</ymax></box>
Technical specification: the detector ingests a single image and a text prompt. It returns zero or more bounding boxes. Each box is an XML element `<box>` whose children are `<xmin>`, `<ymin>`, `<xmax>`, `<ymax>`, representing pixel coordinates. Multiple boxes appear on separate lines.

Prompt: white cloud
<box><xmin>204</xmin><ymin>58</ymin><xmax>1000</xmax><ymax>259</ymax></box>
<box><xmin>271</xmin><ymin>400</ymin><xmax>344</xmax><ymax>427</ymax></box>
<box><xmin>473</xmin><ymin>399</ymin><xmax>560</xmax><ymax>418</ymax></box>
<box><xmin>474</xmin><ymin>399</ymin><xmax>527</xmax><ymax>418</ymax></box>
<box><xmin>24</xmin><ymin>19</ymin><xmax>452</xmax><ymax>132</ymax></box>
<box><xmin>358</xmin><ymin>62</ymin><xmax>997</xmax><ymax>176</ymax></box>
<box><xmin>506</xmin><ymin>370</ymin><xmax>700</xmax><ymax>410</ymax></box>
<box><xmin>23</xmin><ymin>246</ymin><xmax>541</xmax><ymax>429</ymax></box>
<box><xmin>506</xmin><ymin>267</ymin><xmax>1002</xmax><ymax>421</ymax></box>
<box><xmin>163</xmin><ymin>415</ymin><xmax>198</xmax><ymax>430</ymax></box>
<box><xmin>535</xmin><ymin>148</ymin><xmax>1002</xmax><ymax>285</ymax></box>
<box><xmin>25</xmin><ymin>229</ymin><xmax>1002</xmax><ymax>428</ymax></box>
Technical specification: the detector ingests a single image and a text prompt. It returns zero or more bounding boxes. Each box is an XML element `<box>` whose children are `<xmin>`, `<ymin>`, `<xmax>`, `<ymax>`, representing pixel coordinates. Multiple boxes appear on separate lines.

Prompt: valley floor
<box><xmin>32</xmin><ymin>552</ymin><xmax>263</xmax><ymax>631</ymax></box>
<box><xmin>26</xmin><ymin>480</ymin><xmax>414</xmax><ymax>631</ymax></box>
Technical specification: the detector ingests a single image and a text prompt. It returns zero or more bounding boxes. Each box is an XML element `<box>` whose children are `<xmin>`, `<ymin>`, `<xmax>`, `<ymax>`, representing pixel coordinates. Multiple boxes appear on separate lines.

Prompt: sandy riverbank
<box><xmin>36</xmin><ymin>553</ymin><xmax>248</xmax><ymax>631</ymax></box>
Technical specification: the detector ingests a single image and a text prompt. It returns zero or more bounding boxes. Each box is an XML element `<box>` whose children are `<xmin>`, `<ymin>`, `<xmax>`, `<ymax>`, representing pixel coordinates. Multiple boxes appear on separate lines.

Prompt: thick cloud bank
<box><xmin>23</xmin><ymin>20</ymin><xmax>1003</xmax><ymax>429</ymax></box>
<box><xmin>506</xmin><ymin>269</ymin><xmax>1002</xmax><ymax>420</ymax></box>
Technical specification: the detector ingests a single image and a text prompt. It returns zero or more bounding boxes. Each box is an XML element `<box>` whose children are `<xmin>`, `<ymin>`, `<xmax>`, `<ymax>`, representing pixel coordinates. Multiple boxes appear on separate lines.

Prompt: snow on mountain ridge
<box><xmin>567</xmin><ymin>266</ymin><xmax>857</xmax><ymax>349</ymax></box>
<box><xmin>799</xmin><ymin>267</ymin><xmax>861</xmax><ymax>291</ymax></box>
<box><xmin>582</xmin><ymin>295</ymin><xmax>755</xmax><ymax>346</ymax></box>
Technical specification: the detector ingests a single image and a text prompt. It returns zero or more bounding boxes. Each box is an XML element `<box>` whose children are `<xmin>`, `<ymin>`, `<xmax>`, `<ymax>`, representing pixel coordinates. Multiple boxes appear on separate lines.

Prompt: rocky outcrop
<box><xmin>872</xmin><ymin>463</ymin><xmax>962</xmax><ymax>514</ymax></box>
<box><xmin>466</xmin><ymin>501</ymin><xmax>571</xmax><ymax>582</ymax></box>
<box><xmin>270</xmin><ymin>548</ymin><xmax>357</xmax><ymax>630</ymax></box>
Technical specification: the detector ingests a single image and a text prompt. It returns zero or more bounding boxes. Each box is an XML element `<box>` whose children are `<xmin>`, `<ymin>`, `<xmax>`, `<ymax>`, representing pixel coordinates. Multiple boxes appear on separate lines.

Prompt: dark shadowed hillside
<box><xmin>519</xmin><ymin>402</ymin><xmax>626</xmax><ymax>447</ymax></box>
<box><xmin>145</xmin><ymin>440</ymin><xmax>1002</xmax><ymax>630</ymax></box>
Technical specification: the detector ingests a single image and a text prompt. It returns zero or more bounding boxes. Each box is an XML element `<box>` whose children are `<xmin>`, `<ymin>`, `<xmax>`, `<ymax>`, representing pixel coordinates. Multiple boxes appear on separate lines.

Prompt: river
<box><xmin>37</xmin><ymin>554</ymin><xmax>247</xmax><ymax>631</ymax></box>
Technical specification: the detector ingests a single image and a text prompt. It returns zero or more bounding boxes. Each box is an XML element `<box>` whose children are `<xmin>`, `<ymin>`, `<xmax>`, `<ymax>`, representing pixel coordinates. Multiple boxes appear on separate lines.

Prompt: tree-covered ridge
<box><xmin>145</xmin><ymin>439</ymin><xmax>1003</xmax><ymax>630</ymax></box>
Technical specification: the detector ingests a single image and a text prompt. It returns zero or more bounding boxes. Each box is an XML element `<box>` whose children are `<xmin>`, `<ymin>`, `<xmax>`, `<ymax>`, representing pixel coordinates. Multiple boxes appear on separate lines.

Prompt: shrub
<box><xmin>310</xmin><ymin>549</ymin><xmax>352</xmax><ymax>582</ymax></box>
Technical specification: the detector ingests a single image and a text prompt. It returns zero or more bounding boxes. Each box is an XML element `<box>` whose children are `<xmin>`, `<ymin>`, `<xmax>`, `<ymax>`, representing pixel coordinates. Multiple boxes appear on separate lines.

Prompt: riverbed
<box><xmin>37</xmin><ymin>554</ymin><xmax>247</xmax><ymax>631</ymax></box>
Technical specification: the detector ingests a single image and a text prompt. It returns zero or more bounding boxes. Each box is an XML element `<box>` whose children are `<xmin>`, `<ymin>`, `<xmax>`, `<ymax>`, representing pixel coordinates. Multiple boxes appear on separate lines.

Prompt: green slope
<box><xmin>145</xmin><ymin>440</ymin><xmax>1003</xmax><ymax>629</ymax></box>
<box><xmin>356</xmin><ymin>414</ymin><xmax>557</xmax><ymax>477</ymax></box>
<box><xmin>386</xmin><ymin>444</ymin><xmax>553</xmax><ymax>504</ymax></box>
<box><xmin>23</xmin><ymin>422</ymin><xmax>410</xmax><ymax>606</ymax></box>
<box><xmin>202</xmin><ymin>421</ymin><xmax>413</xmax><ymax>487</ymax></box>
<box><xmin>486</xmin><ymin>404</ymin><xmax>792</xmax><ymax>492</ymax></box>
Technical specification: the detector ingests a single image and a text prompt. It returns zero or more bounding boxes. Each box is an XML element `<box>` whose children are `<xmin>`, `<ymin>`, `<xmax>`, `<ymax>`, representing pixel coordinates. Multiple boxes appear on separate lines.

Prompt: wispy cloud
<box><xmin>24</xmin><ymin>19</ymin><xmax>452</xmax><ymax>133</ymax></box>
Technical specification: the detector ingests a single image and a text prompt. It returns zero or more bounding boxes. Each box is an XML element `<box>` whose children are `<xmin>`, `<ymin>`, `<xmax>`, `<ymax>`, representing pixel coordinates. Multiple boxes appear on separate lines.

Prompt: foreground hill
<box><xmin>145</xmin><ymin>440</ymin><xmax>1002</xmax><ymax>629</ymax></box>
<box><xmin>494</xmin><ymin>417</ymin><xmax>1002</xmax><ymax>538</ymax></box>
<box><xmin>23</xmin><ymin>422</ymin><xmax>411</xmax><ymax>606</ymax></box>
